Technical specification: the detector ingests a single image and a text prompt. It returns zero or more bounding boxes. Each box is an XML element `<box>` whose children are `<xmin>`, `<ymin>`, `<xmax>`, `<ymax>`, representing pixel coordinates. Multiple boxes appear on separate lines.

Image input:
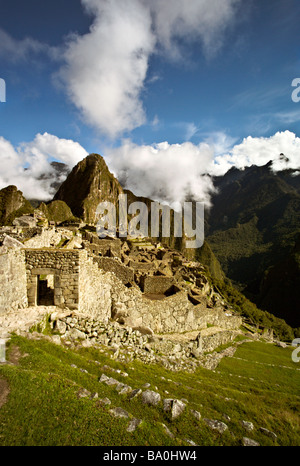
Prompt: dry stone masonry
<box><xmin>25</xmin><ymin>249</ymin><xmax>81</xmax><ymax>309</ymax></box>
<box><xmin>0</xmin><ymin>222</ymin><xmax>248</xmax><ymax>371</ymax></box>
<box><xmin>0</xmin><ymin>249</ymin><xmax>27</xmax><ymax>315</ymax></box>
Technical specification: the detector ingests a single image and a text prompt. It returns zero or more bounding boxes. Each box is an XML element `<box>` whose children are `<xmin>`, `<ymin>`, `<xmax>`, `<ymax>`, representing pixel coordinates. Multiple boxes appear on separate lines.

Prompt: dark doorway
<box><xmin>37</xmin><ymin>274</ymin><xmax>54</xmax><ymax>306</ymax></box>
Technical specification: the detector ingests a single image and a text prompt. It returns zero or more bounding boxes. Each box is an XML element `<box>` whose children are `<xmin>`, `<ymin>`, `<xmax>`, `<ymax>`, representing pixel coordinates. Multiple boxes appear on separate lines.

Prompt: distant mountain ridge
<box><xmin>206</xmin><ymin>162</ymin><xmax>300</xmax><ymax>327</ymax></box>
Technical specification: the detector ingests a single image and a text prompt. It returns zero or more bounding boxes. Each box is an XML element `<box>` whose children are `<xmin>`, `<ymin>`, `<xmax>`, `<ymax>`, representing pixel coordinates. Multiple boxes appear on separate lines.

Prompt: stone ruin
<box><xmin>0</xmin><ymin>224</ymin><xmax>247</xmax><ymax>361</ymax></box>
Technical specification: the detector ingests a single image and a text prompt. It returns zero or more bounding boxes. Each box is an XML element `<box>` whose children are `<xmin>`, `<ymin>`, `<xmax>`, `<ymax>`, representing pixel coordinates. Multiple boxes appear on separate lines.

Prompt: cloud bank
<box><xmin>210</xmin><ymin>130</ymin><xmax>300</xmax><ymax>176</ymax></box>
<box><xmin>0</xmin><ymin>131</ymin><xmax>299</xmax><ymax>206</ymax></box>
<box><xmin>106</xmin><ymin>131</ymin><xmax>300</xmax><ymax>205</ymax></box>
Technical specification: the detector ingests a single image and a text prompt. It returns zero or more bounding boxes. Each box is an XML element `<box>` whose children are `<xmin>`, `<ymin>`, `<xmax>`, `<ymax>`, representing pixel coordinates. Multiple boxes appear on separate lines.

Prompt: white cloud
<box><xmin>0</xmin><ymin>133</ymin><xmax>88</xmax><ymax>200</ymax></box>
<box><xmin>56</xmin><ymin>0</ymin><xmax>155</xmax><ymax>139</ymax></box>
<box><xmin>105</xmin><ymin>139</ymin><xmax>216</xmax><ymax>206</ymax></box>
<box><xmin>149</xmin><ymin>0</ymin><xmax>242</xmax><ymax>60</ymax></box>
<box><xmin>0</xmin><ymin>1</ymin><xmax>243</xmax><ymax>140</ymax></box>
<box><xmin>0</xmin><ymin>28</ymin><xmax>58</xmax><ymax>63</ymax></box>
<box><xmin>104</xmin><ymin>131</ymin><xmax>300</xmax><ymax>207</ymax></box>
<box><xmin>210</xmin><ymin>130</ymin><xmax>300</xmax><ymax>175</ymax></box>
<box><xmin>56</xmin><ymin>0</ymin><xmax>242</xmax><ymax>138</ymax></box>
<box><xmin>20</xmin><ymin>132</ymin><xmax>88</xmax><ymax>168</ymax></box>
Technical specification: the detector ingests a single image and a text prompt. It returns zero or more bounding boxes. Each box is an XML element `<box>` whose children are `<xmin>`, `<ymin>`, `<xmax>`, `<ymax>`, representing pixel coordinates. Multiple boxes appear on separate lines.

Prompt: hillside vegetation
<box><xmin>206</xmin><ymin>162</ymin><xmax>300</xmax><ymax>327</ymax></box>
<box><xmin>0</xmin><ymin>333</ymin><xmax>299</xmax><ymax>446</ymax></box>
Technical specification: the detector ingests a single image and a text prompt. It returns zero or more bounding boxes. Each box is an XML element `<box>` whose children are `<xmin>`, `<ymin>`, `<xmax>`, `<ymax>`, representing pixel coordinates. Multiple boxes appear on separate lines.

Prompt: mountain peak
<box><xmin>53</xmin><ymin>153</ymin><xmax>123</xmax><ymax>223</ymax></box>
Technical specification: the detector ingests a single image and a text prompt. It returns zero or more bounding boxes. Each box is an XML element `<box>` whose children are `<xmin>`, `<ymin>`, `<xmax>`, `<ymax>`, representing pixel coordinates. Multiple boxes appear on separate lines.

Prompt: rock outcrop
<box><xmin>54</xmin><ymin>154</ymin><xmax>124</xmax><ymax>224</ymax></box>
<box><xmin>38</xmin><ymin>200</ymin><xmax>74</xmax><ymax>224</ymax></box>
<box><xmin>0</xmin><ymin>185</ymin><xmax>33</xmax><ymax>226</ymax></box>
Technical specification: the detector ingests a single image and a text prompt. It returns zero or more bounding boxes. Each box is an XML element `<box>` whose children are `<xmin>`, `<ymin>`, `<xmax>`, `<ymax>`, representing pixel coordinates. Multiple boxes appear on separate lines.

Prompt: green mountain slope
<box><xmin>259</xmin><ymin>235</ymin><xmax>300</xmax><ymax>327</ymax></box>
<box><xmin>0</xmin><ymin>334</ymin><xmax>299</xmax><ymax>446</ymax></box>
<box><xmin>206</xmin><ymin>162</ymin><xmax>300</xmax><ymax>327</ymax></box>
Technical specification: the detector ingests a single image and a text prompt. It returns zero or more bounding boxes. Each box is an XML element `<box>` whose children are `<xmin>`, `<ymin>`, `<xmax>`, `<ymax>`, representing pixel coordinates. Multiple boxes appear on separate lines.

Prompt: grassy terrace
<box><xmin>0</xmin><ymin>335</ymin><xmax>299</xmax><ymax>446</ymax></box>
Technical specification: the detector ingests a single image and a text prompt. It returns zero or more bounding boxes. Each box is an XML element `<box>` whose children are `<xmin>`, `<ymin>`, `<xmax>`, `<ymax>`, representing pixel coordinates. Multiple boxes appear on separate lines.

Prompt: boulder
<box><xmin>127</xmin><ymin>418</ymin><xmax>142</xmax><ymax>432</ymax></box>
<box><xmin>109</xmin><ymin>407</ymin><xmax>130</xmax><ymax>419</ymax></box>
<box><xmin>77</xmin><ymin>388</ymin><xmax>91</xmax><ymax>399</ymax></box>
<box><xmin>203</xmin><ymin>418</ymin><xmax>228</xmax><ymax>434</ymax></box>
<box><xmin>99</xmin><ymin>374</ymin><xmax>109</xmax><ymax>383</ymax></box>
<box><xmin>62</xmin><ymin>328</ymin><xmax>86</xmax><ymax>341</ymax></box>
<box><xmin>161</xmin><ymin>423</ymin><xmax>175</xmax><ymax>439</ymax></box>
<box><xmin>259</xmin><ymin>427</ymin><xmax>277</xmax><ymax>440</ymax></box>
<box><xmin>13</xmin><ymin>215</ymin><xmax>36</xmax><ymax>228</ymax></box>
<box><xmin>163</xmin><ymin>399</ymin><xmax>186</xmax><ymax>420</ymax></box>
<box><xmin>241</xmin><ymin>420</ymin><xmax>254</xmax><ymax>432</ymax></box>
<box><xmin>54</xmin><ymin>320</ymin><xmax>67</xmax><ymax>335</ymax></box>
<box><xmin>275</xmin><ymin>341</ymin><xmax>287</xmax><ymax>348</ymax></box>
<box><xmin>97</xmin><ymin>397</ymin><xmax>111</xmax><ymax>406</ymax></box>
<box><xmin>243</xmin><ymin>437</ymin><xmax>260</xmax><ymax>446</ymax></box>
<box><xmin>191</xmin><ymin>409</ymin><xmax>201</xmax><ymax>421</ymax></box>
<box><xmin>141</xmin><ymin>390</ymin><xmax>161</xmax><ymax>406</ymax></box>
<box><xmin>129</xmin><ymin>388</ymin><xmax>142</xmax><ymax>399</ymax></box>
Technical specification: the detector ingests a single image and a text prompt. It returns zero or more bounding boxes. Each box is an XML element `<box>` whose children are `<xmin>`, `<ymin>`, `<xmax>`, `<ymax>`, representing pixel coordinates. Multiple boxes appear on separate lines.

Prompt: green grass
<box><xmin>0</xmin><ymin>335</ymin><xmax>299</xmax><ymax>446</ymax></box>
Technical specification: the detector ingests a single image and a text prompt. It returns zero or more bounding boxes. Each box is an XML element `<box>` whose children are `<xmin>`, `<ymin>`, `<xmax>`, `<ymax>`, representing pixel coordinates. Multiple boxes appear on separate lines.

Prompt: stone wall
<box><xmin>93</xmin><ymin>256</ymin><xmax>134</xmax><ymax>286</ymax></box>
<box><xmin>82</xmin><ymin>231</ymin><xmax>121</xmax><ymax>257</ymax></box>
<box><xmin>78</xmin><ymin>251</ymin><xmax>112</xmax><ymax>321</ymax></box>
<box><xmin>128</xmin><ymin>261</ymin><xmax>156</xmax><ymax>272</ymax></box>
<box><xmin>0</xmin><ymin>249</ymin><xmax>27</xmax><ymax>314</ymax></box>
<box><xmin>130</xmin><ymin>292</ymin><xmax>208</xmax><ymax>333</ymax></box>
<box><xmin>109</xmin><ymin>279</ymin><xmax>242</xmax><ymax>334</ymax></box>
<box><xmin>204</xmin><ymin>308</ymin><xmax>242</xmax><ymax>330</ymax></box>
<box><xmin>23</xmin><ymin>227</ymin><xmax>72</xmax><ymax>249</ymax></box>
<box><xmin>25</xmin><ymin>249</ymin><xmax>112</xmax><ymax>319</ymax></box>
<box><xmin>2</xmin><ymin>247</ymin><xmax>242</xmax><ymax>337</ymax></box>
<box><xmin>25</xmin><ymin>249</ymin><xmax>80</xmax><ymax>309</ymax></box>
<box><xmin>200</xmin><ymin>329</ymin><xmax>238</xmax><ymax>352</ymax></box>
<box><xmin>141</xmin><ymin>275</ymin><xmax>175</xmax><ymax>294</ymax></box>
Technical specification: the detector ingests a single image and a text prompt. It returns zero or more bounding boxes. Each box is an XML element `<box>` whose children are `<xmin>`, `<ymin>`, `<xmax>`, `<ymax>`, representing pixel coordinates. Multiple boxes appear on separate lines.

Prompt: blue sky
<box><xmin>0</xmin><ymin>0</ymin><xmax>300</xmax><ymax>202</ymax></box>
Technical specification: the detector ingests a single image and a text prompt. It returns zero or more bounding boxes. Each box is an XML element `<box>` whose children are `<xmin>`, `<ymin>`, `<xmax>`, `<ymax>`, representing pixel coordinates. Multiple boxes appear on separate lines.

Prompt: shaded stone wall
<box><xmin>200</xmin><ymin>329</ymin><xmax>237</xmax><ymax>352</ymax></box>
<box><xmin>128</xmin><ymin>292</ymin><xmax>208</xmax><ymax>333</ymax></box>
<box><xmin>0</xmin><ymin>249</ymin><xmax>27</xmax><ymax>314</ymax></box>
<box><xmin>141</xmin><ymin>275</ymin><xmax>175</xmax><ymax>294</ymax></box>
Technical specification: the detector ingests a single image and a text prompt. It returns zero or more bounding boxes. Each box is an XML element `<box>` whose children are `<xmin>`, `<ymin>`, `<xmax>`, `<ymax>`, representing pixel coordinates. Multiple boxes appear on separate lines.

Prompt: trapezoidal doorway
<box><xmin>37</xmin><ymin>274</ymin><xmax>55</xmax><ymax>306</ymax></box>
